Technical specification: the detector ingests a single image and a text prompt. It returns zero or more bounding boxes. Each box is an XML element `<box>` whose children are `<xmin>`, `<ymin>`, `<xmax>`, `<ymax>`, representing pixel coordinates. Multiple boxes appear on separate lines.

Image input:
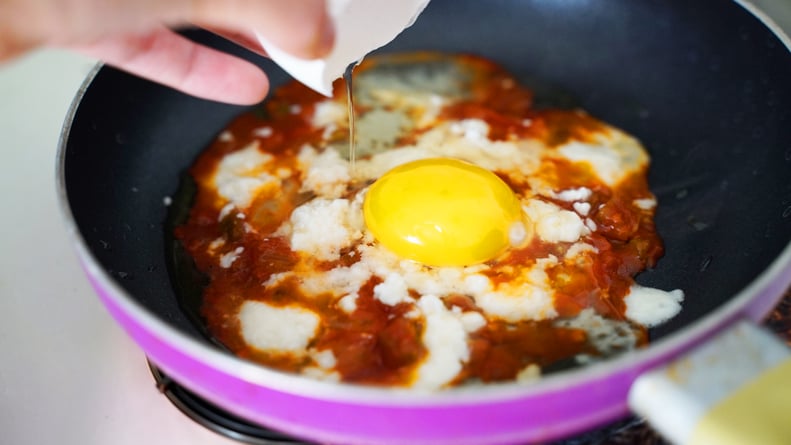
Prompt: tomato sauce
<box><xmin>175</xmin><ymin>53</ymin><xmax>663</xmax><ymax>387</ymax></box>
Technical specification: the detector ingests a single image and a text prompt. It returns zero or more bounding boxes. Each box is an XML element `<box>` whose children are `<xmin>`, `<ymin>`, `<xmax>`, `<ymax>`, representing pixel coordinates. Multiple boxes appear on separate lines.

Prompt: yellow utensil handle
<box><xmin>629</xmin><ymin>321</ymin><xmax>790</xmax><ymax>445</ymax></box>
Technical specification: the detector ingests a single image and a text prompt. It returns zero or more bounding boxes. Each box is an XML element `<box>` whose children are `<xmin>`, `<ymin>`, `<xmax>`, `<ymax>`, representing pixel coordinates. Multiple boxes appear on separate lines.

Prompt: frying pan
<box><xmin>57</xmin><ymin>0</ymin><xmax>791</xmax><ymax>443</ymax></box>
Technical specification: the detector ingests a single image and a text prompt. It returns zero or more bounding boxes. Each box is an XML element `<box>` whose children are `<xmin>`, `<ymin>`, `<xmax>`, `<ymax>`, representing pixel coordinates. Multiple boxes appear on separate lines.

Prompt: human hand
<box><xmin>0</xmin><ymin>0</ymin><xmax>335</xmax><ymax>104</ymax></box>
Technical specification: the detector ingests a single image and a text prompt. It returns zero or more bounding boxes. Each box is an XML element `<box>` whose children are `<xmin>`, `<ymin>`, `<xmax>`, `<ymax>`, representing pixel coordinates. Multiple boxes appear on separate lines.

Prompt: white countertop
<box><xmin>1</xmin><ymin>3</ymin><xmax>789</xmax><ymax>445</ymax></box>
<box><xmin>0</xmin><ymin>50</ymin><xmax>235</xmax><ymax>445</ymax></box>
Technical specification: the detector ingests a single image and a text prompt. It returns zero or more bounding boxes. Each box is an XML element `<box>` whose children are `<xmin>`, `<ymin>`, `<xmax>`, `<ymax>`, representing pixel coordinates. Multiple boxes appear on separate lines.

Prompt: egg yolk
<box><xmin>363</xmin><ymin>158</ymin><xmax>525</xmax><ymax>266</ymax></box>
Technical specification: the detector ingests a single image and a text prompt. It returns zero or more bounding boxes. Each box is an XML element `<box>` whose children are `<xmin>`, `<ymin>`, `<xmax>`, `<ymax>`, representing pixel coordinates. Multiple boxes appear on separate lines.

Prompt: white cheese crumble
<box><xmin>311</xmin><ymin>349</ymin><xmax>337</xmax><ymax>369</ymax></box>
<box><xmin>476</xmin><ymin>258</ymin><xmax>558</xmax><ymax>322</ymax></box>
<box><xmin>280</xmin><ymin>238</ymin><xmax>559</xmax><ymax>325</ymax></box>
<box><xmin>297</xmin><ymin>146</ymin><xmax>351</xmax><ymax>198</ymax></box>
<box><xmin>459</xmin><ymin>311</ymin><xmax>486</xmax><ymax>333</ymax></box>
<box><xmin>218</xmin><ymin>203</ymin><xmax>235</xmax><ymax>221</ymax></box>
<box><xmin>508</xmin><ymin>221</ymin><xmax>529</xmax><ymax>246</ymax></box>
<box><xmin>573</xmin><ymin>201</ymin><xmax>591</xmax><ymax>216</ymax></box>
<box><xmin>411</xmin><ymin>295</ymin><xmax>470</xmax><ymax>389</ymax></box>
<box><xmin>296</xmin><ymin>260</ymin><xmax>372</xmax><ymax>299</ymax></box>
<box><xmin>625</xmin><ymin>285</ymin><xmax>685</xmax><ymax>327</ymax></box>
<box><xmin>565</xmin><ymin>242</ymin><xmax>598</xmax><ymax>259</ymax></box>
<box><xmin>208</xmin><ymin>237</ymin><xmax>226</xmax><ymax>252</ymax></box>
<box><xmin>301</xmin><ymin>367</ymin><xmax>340</xmax><ymax>382</ymax></box>
<box><xmin>552</xmin><ymin>187</ymin><xmax>592</xmax><ymax>202</ymax></box>
<box><xmin>214</xmin><ymin>142</ymin><xmax>277</xmax><ymax>208</ymax></box>
<box><xmin>449</xmin><ymin>119</ymin><xmax>490</xmax><ymax>143</ymax></box>
<box><xmin>311</xmin><ymin>100</ymin><xmax>347</xmax><ymax>128</ymax></box>
<box><xmin>253</xmin><ymin>126</ymin><xmax>273</xmax><ymax>138</ymax></box>
<box><xmin>634</xmin><ymin>197</ymin><xmax>657</xmax><ymax>210</ymax></box>
<box><xmin>219</xmin><ymin>247</ymin><xmax>244</xmax><ymax>268</ymax></box>
<box><xmin>288</xmin><ymin>198</ymin><xmax>363</xmax><ymax>262</ymax></box>
<box><xmin>523</xmin><ymin>199</ymin><xmax>587</xmax><ymax>243</ymax></box>
<box><xmin>558</xmin><ymin>142</ymin><xmax>622</xmax><ymax>186</ymax></box>
<box><xmin>238</xmin><ymin>301</ymin><xmax>320</xmax><ymax>352</ymax></box>
<box><xmin>557</xmin><ymin>133</ymin><xmax>647</xmax><ymax>186</ymax></box>
<box><xmin>218</xmin><ymin>130</ymin><xmax>234</xmax><ymax>142</ymax></box>
<box><xmin>337</xmin><ymin>293</ymin><xmax>358</xmax><ymax>313</ymax></box>
<box><xmin>374</xmin><ymin>272</ymin><xmax>413</xmax><ymax>306</ymax></box>
<box><xmin>516</xmin><ymin>364</ymin><xmax>541</xmax><ymax>383</ymax></box>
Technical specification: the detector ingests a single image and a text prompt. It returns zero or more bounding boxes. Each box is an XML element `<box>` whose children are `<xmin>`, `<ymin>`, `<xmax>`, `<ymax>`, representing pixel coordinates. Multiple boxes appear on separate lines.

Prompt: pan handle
<box><xmin>628</xmin><ymin>320</ymin><xmax>791</xmax><ymax>444</ymax></box>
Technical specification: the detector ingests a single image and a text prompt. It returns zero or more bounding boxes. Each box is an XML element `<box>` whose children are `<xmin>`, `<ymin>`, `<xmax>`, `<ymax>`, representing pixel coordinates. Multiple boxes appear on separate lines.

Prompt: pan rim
<box><xmin>55</xmin><ymin>0</ymin><xmax>791</xmax><ymax>407</ymax></box>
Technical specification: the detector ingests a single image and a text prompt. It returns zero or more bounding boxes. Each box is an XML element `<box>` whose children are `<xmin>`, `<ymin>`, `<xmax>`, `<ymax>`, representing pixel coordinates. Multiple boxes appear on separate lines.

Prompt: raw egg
<box><xmin>363</xmin><ymin>158</ymin><xmax>526</xmax><ymax>266</ymax></box>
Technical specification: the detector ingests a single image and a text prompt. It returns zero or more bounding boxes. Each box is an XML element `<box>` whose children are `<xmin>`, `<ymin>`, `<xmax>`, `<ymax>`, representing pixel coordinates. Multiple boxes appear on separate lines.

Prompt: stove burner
<box><xmin>148</xmin><ymin>291</ymin><xmax>791</xmax><ymax>445</ymax></box>
<box><xmin>148</xmin><ymin>362</ymin><xmax>301</xmax><ymax>444</ymax></box>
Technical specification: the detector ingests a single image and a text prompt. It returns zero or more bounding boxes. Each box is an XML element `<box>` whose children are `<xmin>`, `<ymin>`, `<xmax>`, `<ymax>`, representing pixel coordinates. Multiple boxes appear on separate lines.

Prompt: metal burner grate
<box><xmin>148</xmin><ymin>363</ymin><xmax>302</xmax><ymax>444</ymax></box>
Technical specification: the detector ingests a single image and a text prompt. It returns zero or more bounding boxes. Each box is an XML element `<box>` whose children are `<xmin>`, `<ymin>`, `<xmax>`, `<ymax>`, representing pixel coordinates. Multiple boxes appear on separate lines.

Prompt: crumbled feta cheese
<box><xmin>218</xmin><ymin>130</ymin><xmax>234</xmax><ymax>142</ymax></box>
<box><xmin>565</xmin><ymin>242</ymin><xmax>598</xmax><ymax>259</ymax></box>
<box><xmin>238</xmin><ymin>301</ymin><xmax>319</xmax><ymax>352</ymax></box>
<box><xmin>208</xmin><ymin>237</ymin><xmax>226</xmax><ymax>252</ymax></box>
<box><xmin>509</xmin><ymin>221</ymin><xmax>528</xmax><ymax>246</ymax></box>
<box><xmin>463</xmin><ymin>274</ymin><xmax>492</xmax><ymax>294</ymax></box>
<box><xmin>337</xmin><ymin>293</ymin><xmax>358</xmax><ymax>313</ymax></box>
<box><xmin>311</xmin><ymin>100</ymin><xmax>347</xmax><ymax>128</ymax></box>
<box><xmin>311</xmin><ymin>349</ymin><xmax>337</xmax><ymax>369</ymax></box>
<box><xmin>289</xmin><ymin>198</ymin><xmax>362</xmax><ymax>262</ymax></box>
<box><xmin>214</xmin><ymin>143</ymin><xmax>277</xmax><ymax>207</ymax></box>
<box><xmin>573</xmin><ymin>201</ymin><xmax>591</xmax><ymax>216</ymax></box>
<box><xmin>374</xmin><ymin>272</ymin><xmax>412</xmax><ymax>306</ymax></box>
<box><xmin>523</xmin><ymin>199</ymin><xmax>587</xmax><ymax>243</ymax></box>
<box><xmin>553</xmin><ymin>187</ymin><xmax>592</xmax><ymax>202</ymax></box>
<box><xmin>253</xmin><ymin>126</ymin><xmax>273</xmax><ymax>138</ymax></box>
<box><xmin>516</xmin><ymin>364</ymin><xmax>541</xmax><ymax>383</ymax></box>
<box><xmin>625</xmin><ymin>285</ymin><xmax>684</xmax><ymax>327</ymax></box>
<box><xmin>301</xmin><ymin>367</ymin><xmax>341</xmax><ymax>382</ymax></box>
<box><xmin>459</xmin><ymin>311</ymin><xmax>486</xmax><ymax>333</ymax></box>
<box><xmin>298</xmin><ymin>146</ymin><xmax>351</xmax><ymax>198</ymax></box>
<box><xmin>411</xmin><ymin>295</ymin><xmax>470</xmax><ymax>389</ymax></box>
<box><xmin>219</xmin><ymin>246</ymin><xmax>244</xmax><ymax>268</ymax></box>
<box><xmin>218</xmin><ymin>203</ymin><xmax>235</xmax><ymax>221</ymax></box>
<box><xmin>557</xmin><ymin>133</ymin><xmax>647</xmax><ymax>186</ymax></box>
<box><xmin>275</xmin><ymin>168</ymin><xmax>292</xmax><ymax>179</ymax></box>
<box><xmin>449</xmin><ymin>119</ymin><xmax>490</xmax><ymax>143</ymax></box>
<box><xmin>477</xmin><ymin>283</ymin><xmax>556</xmax><ymax>322</ymax></box>
<box><xmin>634</xmin><ymin>197</ymin><xmax>657</xmax><ymax>210</ymax></box>
<box><xmin>297</xmin><ymin>259</ymin><xmax>372</xmax><ymax>298</ymax></box>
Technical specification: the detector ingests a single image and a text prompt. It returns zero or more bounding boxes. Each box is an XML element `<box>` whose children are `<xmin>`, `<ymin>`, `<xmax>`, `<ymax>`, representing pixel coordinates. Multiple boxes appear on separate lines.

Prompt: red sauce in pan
<box><xmin>176</xmin><ymin>54</ymin><xmax>661</xmax><ymax>387</ymax></box>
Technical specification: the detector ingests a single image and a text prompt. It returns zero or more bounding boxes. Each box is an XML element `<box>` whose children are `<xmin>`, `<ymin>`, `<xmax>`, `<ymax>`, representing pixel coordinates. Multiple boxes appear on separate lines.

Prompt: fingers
<box><xmin>199</xmin><ymin>27</ymin><xmax>268</xmax><ymax>57</ymax></box>
<box><xmin>185</xmin><ymin>0</ymin><xmax>334</xmax><ymax>60</ymax></box>
<box><xmin>1</xmin><ymin>0</ymin><xmax>335</xmax><ymax>104</ymax></box>
<box><xmin>74</xmin><ymin>27</ymin><xmax>269</xmax><ymax>105</ymax></box>
<box><xmin>3</xmin><ymin>0</ymin><xmax>334</xmax><ymax>61</ymax></box>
